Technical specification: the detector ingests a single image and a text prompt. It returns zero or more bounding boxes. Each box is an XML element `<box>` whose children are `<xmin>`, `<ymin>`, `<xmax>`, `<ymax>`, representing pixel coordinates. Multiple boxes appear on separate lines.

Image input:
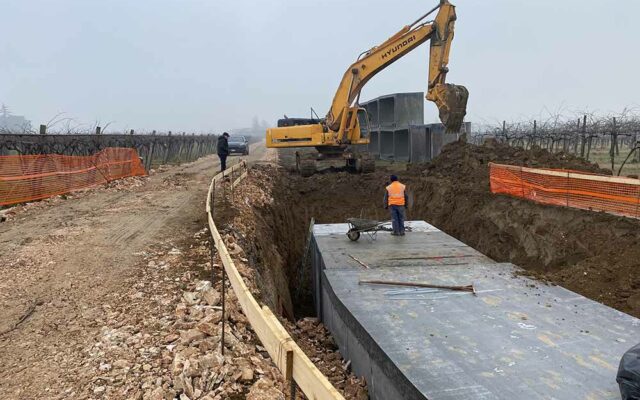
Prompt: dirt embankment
<box><xmin>214</xmin><ymin>168</ymin><xmax>369</xmax><ymax>399</ymax></box>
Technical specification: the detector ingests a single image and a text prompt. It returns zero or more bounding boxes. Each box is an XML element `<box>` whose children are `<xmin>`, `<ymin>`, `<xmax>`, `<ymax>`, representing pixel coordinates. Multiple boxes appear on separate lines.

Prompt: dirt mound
<box><xmin>412</xmin><ymin>139</ymin><xmax>608</xmax><ymax>181</ymax></box>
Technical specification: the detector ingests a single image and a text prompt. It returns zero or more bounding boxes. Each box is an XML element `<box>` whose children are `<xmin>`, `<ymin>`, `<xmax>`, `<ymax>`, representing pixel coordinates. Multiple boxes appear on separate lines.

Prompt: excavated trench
<box><xmin>235</xmin><ymin>141</ymin><xmax>640</xmax><ymax>323</ymax></box>
<box><xmin>214</xmin><ymin>168</ymin><xmax>380</xmax><ymax>318</ymax></box>
<box><xmin>259</xmin><ymin>169</ymin><xmax>384</xmax><ymax>318</ymax></box>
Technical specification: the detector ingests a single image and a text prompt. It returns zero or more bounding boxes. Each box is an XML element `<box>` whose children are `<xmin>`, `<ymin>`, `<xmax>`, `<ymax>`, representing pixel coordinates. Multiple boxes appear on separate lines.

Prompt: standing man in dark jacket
<box><xmin>383</xmin><ymin>175</ymin><xmax>409</xmax><ymax>236</ymax></box>
<box><xmin>217</xmin><ymin>132</ymin><xmax>230</xmax><ymax>172</ymax></box>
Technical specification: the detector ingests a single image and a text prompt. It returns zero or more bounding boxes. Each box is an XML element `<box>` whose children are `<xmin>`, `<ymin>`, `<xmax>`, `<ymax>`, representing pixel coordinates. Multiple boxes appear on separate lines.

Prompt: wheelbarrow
<box><xmin>346</xmin><ymin>218</ymin><xmax>393</xmax><ymax>241</ymax></box>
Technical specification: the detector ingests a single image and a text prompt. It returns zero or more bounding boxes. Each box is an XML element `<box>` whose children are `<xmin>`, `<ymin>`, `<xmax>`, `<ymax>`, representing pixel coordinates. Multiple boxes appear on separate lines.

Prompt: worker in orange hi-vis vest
<box><xmin>383</xmin><ymin>175</ymin><xmax>409</xmax><ymax>236</ymax></box>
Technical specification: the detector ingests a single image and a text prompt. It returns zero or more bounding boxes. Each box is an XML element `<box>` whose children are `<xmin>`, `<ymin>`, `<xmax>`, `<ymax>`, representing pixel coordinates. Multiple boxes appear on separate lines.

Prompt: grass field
<box><xmin>587</xmin><ymin>148</ymin><xmax>640</xmax><ymax>177</ymax></box>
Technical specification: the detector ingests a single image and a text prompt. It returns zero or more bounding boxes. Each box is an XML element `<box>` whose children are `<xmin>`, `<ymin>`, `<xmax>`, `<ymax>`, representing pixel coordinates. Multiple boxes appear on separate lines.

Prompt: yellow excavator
<box><xmin>266</xmin><ymin>0</ymin><xmax>468</xmax><ymax>176</ymax></box>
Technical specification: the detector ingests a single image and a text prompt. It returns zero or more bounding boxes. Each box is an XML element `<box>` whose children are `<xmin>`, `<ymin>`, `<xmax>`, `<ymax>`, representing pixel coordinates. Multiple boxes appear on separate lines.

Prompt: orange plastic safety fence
<box><xmin>489</xmin><ymin>162</ymin><xmax>640</xmax><ymax>218</ymax></box>
<box><xmin>0</xmin><ymin>147</ymin><xmax>146</xmax><ymax>206</ymax></box>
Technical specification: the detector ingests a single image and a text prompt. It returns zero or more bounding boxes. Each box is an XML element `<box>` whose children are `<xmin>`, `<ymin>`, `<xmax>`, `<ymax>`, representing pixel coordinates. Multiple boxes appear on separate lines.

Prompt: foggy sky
<box><xmin>1</xmin><ymin>0</ymin><xmax>639</xmax><ymax>133</ymax></box>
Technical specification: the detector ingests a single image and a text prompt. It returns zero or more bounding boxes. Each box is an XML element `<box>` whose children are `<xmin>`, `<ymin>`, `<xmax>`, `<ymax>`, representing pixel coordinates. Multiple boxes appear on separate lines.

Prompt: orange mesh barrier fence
<box><xmin>0</xmin><ymin>147</ymin><xmax>146</xmax><ymax>206</ymax></box>
<box><xmin>489</xmin><ymin>162</ymin><xmax>640</xmax><ymax>218</ymax></box>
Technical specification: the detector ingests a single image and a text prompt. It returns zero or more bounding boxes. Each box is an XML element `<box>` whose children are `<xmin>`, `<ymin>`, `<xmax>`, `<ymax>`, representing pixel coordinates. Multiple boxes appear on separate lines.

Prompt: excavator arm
<box><xmin>326</xmin><ymin>0</ymin><xmax>468</xmax><ymax>133</ymax></box>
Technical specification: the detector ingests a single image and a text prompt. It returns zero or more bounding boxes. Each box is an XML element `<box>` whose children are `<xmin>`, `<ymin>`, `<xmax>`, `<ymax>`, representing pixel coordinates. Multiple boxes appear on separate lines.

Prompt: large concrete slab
<box><xmin>311</xmin><ymin>221</ymin><xmax>640</xmax><ymax>400</ymax></box>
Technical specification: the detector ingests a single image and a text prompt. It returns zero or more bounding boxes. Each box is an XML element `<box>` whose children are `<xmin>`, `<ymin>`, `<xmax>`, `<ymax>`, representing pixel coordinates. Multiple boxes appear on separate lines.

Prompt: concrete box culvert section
<box><xmin>378</xmin><ymin>96</ymin><xmax>396</xmax><ymax>128</ymax></box>
<box><xmin>362</xmin><ymin>92</ymin><xmax>424</xmax><ymax>130</ymax></box>
<box><xmin>395</xmin><ymin>93</ymin><xmax>425</xmax><ymax>127</ymax></box>
<box><xmin>393</xmin><ymin>129</ymin><xmax>410</xmax><ymax>161</ymax></box>
<box><xmin>409</xmin><ymin>125</ymin><xmax>431</xmax><ymax>163</ymax></box>
<box><xmin>368</xmin><ymin>131</ymin><xmax>380</xmax><ymax>155</ymax></box>
<box><xmin>365</xmin><ymin>100</ymin><xmax>380</xmax><ymax>127</ymax></box>
<box><xmin>380</xmin><ymin>131</ymin><xmax>394</xmax><ymax>159</ymax></box>
<box><xmin>311</xmin><ymin>221</ymin><xmax>640</xmax><ymax>400</ymax></box>
<box><xmin>358</xmin><ymin>92</ymin><xmax>467</xmax><ymax>162</ymax></box>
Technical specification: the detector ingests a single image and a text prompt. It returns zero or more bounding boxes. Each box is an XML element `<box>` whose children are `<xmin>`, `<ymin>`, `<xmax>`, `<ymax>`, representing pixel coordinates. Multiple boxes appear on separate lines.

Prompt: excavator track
<box><xmin>348</xmin><ymin>153</ymin><xmax>376</xmax><ymax>174</ymax></box>
<box><xmin>295</xmin><ymin>152</ymin><xmax>317</xmax><ymax>177</ymax></box>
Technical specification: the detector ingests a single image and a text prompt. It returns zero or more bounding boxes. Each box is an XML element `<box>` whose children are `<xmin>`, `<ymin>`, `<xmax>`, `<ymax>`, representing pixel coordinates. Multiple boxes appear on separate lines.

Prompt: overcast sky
<box><xmin>1</xmin><ymin>0</ymin><xmax>639</xmax><ymax>133</ymax></box>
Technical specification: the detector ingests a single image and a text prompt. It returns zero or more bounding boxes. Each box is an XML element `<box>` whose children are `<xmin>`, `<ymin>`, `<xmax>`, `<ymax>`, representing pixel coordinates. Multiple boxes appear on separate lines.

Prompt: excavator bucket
<box><xmin>430</xmin><ymin>83</ymin><xmax>469</xmax><ymax>133</ymax></box>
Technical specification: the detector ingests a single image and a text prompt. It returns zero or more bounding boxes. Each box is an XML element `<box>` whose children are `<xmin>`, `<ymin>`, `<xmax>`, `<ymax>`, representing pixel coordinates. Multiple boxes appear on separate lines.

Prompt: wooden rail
<box><xmin>206</xmin><ymin>161</ymin><xmax>345</xmax><ymax>400</ymax></box>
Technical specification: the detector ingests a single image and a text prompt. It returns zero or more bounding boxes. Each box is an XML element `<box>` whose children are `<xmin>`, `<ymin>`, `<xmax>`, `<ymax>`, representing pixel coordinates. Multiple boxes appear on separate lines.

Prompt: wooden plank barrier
<box><xmin>206</xmin><ymin>161</ymin><xmax>345</xmax><ymax>400</ymax></box>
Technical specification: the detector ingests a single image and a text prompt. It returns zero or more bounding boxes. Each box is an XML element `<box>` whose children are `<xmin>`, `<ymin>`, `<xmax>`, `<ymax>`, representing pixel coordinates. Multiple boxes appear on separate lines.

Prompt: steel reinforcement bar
<box><xmin>206</xmin><ymin>161</ymin><xmax>345</xmax><ymax>400</ymax></box>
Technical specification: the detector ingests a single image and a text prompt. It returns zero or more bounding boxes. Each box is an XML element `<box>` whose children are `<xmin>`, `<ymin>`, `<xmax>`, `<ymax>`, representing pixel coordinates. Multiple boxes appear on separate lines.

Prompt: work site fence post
<box><xmin>222</xmin><ymin>168</ymin><xmax>226</xmax><ymax>199</ymax></box>
<box><xmin>519</xmin><ymin>165</ymin><xmax>525</xmax><ymax>199</ymax></box>
<box><xmin>210</xmin><ymin>177</ymin><xmax>218</xmax><ymax>286</ymax></box>
<box><xmin>229</xmin><ymin>167</ymin><xmax>236</xmax><ymax>203</ymax></box>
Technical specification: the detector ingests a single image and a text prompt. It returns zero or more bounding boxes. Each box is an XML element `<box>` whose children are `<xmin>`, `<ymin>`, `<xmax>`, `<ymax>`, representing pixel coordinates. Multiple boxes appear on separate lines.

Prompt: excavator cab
<box><xmin>356</xmin><ymin>108</ymin><xmax>371</xmax><ymax>142</ymax></box>
<box><xmin>341</xmin><ymin>107</ymin><xmax>371</xmax><ymax>146</ymax></box>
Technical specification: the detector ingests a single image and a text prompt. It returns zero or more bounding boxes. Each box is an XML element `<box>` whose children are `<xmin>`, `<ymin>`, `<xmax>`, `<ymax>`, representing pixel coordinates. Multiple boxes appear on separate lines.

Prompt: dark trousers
<box><xmin>218</xmin><ymin>154</ymin><xmax>227</xmax><ymax>172</ymax></box>
<box><xmin>390</xmin><ymin>205</ymin><xmax>405</xmax><ymax>234</ymax></box>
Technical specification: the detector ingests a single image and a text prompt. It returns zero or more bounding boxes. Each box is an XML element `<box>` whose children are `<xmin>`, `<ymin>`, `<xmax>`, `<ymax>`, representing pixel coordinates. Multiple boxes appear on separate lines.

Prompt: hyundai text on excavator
<box><xmin>266</xmin><ymin>0</ymin><xmax>468</xmax><ymax>176</ymax></box>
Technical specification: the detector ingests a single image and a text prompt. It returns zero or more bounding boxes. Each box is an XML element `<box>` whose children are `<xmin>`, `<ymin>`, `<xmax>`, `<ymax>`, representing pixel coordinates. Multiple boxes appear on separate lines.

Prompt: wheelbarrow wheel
<box><xmin>347</xmin><ymin>229</ymin><xmax>361</xmax><ymax>241</ymax></box>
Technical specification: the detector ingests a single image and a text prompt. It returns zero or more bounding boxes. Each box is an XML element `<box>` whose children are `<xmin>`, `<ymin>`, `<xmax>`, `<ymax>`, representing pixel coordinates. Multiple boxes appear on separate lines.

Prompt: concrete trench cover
<box><xmin>311</xmin><ymin>221</ymin><xmax>639</xmax><ymax>400</ymax></box>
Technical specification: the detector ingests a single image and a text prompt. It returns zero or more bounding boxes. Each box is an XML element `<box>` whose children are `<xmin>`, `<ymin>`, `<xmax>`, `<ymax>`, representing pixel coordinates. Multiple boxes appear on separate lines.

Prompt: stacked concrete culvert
<box><xmin>359</xmin><ymin>92</ymin><xmax>469</xmax><ymax>162</ymax></box>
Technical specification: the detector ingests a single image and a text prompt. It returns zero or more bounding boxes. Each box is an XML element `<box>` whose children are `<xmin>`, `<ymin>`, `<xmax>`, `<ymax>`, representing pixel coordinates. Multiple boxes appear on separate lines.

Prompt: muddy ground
<box><xmin>267</xmin><ymin>142</ymin><xmax>640</xmax><ymax>319</ymax></box>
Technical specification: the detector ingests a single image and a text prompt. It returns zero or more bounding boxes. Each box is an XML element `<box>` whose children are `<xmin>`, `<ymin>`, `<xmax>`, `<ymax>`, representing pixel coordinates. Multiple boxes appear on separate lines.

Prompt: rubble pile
<box><xmin>85</xmin><ymin>230</ymin><xmax>287</xmax><ymax>399</ymax></box>
<box><xmin>285</xmin><ymin>318</ymin><xmax>368</xmax><ymax>400</ymax></box>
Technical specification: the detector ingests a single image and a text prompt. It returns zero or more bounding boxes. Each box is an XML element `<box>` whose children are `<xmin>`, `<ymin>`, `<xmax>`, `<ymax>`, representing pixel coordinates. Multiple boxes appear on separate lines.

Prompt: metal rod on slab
<box><xmin>359</xmin><ymin>279</ymin><xmax>475</xmax><ymax>294</ymax></box>
<box><xmin>348</xmin><ymin>254</ymin><xmax>370</xmax><ymax>269</ymax></box>
<box><xmin>385</xmin><ymin>288</ymin><xmax>441</xmax><ymax>295</ymax></box>
<box><xmin>385</xmin><ymin>254</ymin><xmax>475</xmax><ymax>261</ymax></box>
